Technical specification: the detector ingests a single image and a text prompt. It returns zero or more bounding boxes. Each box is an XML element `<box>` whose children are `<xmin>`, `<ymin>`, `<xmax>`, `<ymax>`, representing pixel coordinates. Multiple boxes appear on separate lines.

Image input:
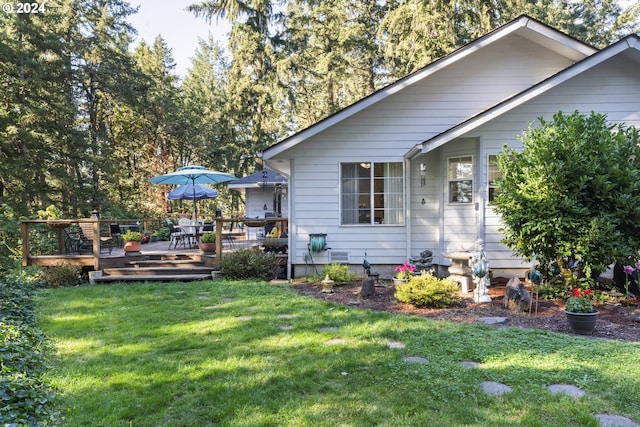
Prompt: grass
<box><xmin>35</xmin><ymin>279</ymin><xmax>640</xmax><ymax>426</ymax></box>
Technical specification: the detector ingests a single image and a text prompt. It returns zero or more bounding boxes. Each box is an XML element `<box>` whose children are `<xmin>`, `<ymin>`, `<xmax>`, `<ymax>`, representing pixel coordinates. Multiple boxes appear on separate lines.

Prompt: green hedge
<box><xmin>0</xmin><ymin>275</ymin><xmax>57</xmax><ymax>425</ymax></box>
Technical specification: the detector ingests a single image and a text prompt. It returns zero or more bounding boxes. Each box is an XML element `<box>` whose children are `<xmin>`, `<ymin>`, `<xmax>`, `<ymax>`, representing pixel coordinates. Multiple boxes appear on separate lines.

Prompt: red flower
<box><xmin>572</xmin><ymin>288</ymin><xmax>581</xmax><ymax>297</ymax></box>
<box><xmin>583</xmin><ymin>289</ymin><xmax>593</xmax><ymax>295</ymax></box>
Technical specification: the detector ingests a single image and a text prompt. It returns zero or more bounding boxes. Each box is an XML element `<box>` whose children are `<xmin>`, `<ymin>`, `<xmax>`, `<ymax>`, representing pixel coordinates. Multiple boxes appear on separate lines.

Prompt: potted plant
<box><xmin>198</xmin><ymin>231</ymin><xmax>216</xmax><ymax>254</ymax></box>
<box><xmin>393</xmin><ymin>262</ymin><xmax>416</xmax><ymax>285</ymax></box>
<box><xmin>122</xmin><ymin>230</ymin><xmax>143</xmax><ymax>253</ymax></box>
<box><xmin>564</xmin><ymin>288</ymin><xmax>598</xmax><ymax>335</ymax></box>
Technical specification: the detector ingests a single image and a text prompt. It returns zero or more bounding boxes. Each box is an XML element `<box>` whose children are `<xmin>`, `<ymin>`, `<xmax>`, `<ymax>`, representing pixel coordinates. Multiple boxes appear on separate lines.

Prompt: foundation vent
<box><xmin>329</xmin><ymin>250</ymin><xmax>349</xmax><ymax>263</ymax></box>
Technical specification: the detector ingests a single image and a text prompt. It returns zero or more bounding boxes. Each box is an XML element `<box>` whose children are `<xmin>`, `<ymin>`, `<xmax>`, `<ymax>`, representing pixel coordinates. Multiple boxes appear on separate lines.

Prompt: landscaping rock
<box><xmin>460</xmin><ymin>361</ymin><xmax>482</xmax><ymax>369</ymax></box>
<box><xmin>409</xmin><ymin>249</ymin><xmax>434</xmax><ymax>273</ymax></box>
<box><xmin>477</xmin><ymin>317</ymin><xmax>509</xmax><ymax>325</ymax></box>
<box><xmin>480</xmin><ymin>381</ymin><xmax>512</xmax><ymax>395</ymax></box>
<box><xmin>403</xmin><ymin>356</ymin><xmax>429</xmax><ymax>364</ymax></box>
<box><xmin>547</xmin><ymin>384</ymin><xmax>585</xmax><ymax>398</ymax></box>
<box><xmin>595</xmin><ymin>414</ymin><xmax>640</xmax><ymax>427</ymax></box>
<box><xmin>385</xmin><ymin>341</ymin><xmax>406</xmax><ymax>349</ymax></box>
<box><xmin>504</xmin><ymin>277</ymin><xmax>531</xmax><ymax>312</ymax></box>
<box><xmin>360</xmin><ymin>277</ymin><xmax>375</xmax><ymax>298</ymax></box>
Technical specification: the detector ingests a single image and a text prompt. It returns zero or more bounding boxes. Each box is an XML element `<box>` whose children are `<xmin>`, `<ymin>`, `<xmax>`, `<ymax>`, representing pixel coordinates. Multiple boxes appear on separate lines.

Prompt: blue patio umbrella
<box><xmin>166</xmin><ymin>184</ymin><xmax>218</xmax><ymax>201</ymax></box>
<box><xmin>150</xmin><ymin>165</ymin><xmax>236</xmax><ymax>225</ymax></box>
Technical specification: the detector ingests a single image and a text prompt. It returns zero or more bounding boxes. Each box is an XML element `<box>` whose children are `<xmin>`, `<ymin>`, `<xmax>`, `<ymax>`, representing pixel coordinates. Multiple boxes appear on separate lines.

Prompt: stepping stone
<box><xmin>279</xmin><ymin>325</ymin><xmax>294</xmax><ymax>330</ymax></box>
<box><xmin>277</xmin><ymin>314</ymin><xmax>296</xmax><ymax>319</ymax></box>
<box><xmin>248</xmin><ymin>306</ymin><xmax>259</xmax><ymax>310</ymax></box>
<box><xmin>595</xmin><ymin>414</ymin><xmax>640</xmax><ymax>427</ymax></box>
<box><xmin>460</xmin><ymin>361</ymin><xmax>482</xmax><ymax>369</ymax></box>
<box><xmin>547</xmin><ymin>384</ymin><xmax>585</xmax><ymax>398</ymax></box>
<box><xmin>204</xmin><ymin>305</ymin><xmax>221</xmax><ymax>310</ymax></box>
<box><xmin>386</xmin><ymin>341</ymin><xmax>406</xmax><ymax>349</ymax></box>
<box><xmin>477</xmin><ymin>317</ymin><xmax>509</xmax><ymax>325</ymax></box>
<box><xmin>325</xmin><ymin>338</ymin><xmax>347</xmax><ymax>345</ymax></box>
<box><xmin>236</xmin><ymin>315</ymin><xmax>253</xmax><ymax>321</ymax></box>
<box><xmin>221</xmin><ymin>297</ymin><xmax>234</xmax><ymax>302</ymax></box>
<box><xmin>480</xmin><ymin>381</ymin><xmax>512</xmax><ymax>396</ymax></box>
<box><xmin>319</xmin><ymin>327</ymin><xmax>339</xmax><ymax>332</ymax></box>
<box><xmin>403</xmin><ymin>356</ymin><xmax>428</xmax><ymax>364</ymax></box>
<box><xmin>196</xmin><ymin>296</ymin><xmax>209</xmax><ymax>300</ymax></box>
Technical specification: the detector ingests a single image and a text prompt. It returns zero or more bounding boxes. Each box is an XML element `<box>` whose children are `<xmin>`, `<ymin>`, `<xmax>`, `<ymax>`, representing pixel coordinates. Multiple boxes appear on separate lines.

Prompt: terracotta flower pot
<box><xmin>123</xmin><ymin>240</ymin><xmax>141</xmax><ymax>253</ymax></box>
<box><xmin>198</xmin><ymin>242</ymin><xmax>216</xmax><ymax>254</ymax></box>
<box><xmin>565</xmin><ymin>310</ymin><xmax>598</xmax><ymax>335</ymax></box>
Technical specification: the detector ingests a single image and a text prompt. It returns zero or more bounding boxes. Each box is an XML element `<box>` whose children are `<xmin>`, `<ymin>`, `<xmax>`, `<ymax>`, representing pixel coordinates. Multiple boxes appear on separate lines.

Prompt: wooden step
<box><xmin>128</xmin><ymin>259</ymin><xmax>207</xmax><ymax>268</ymax></box>
<box><xmin>94</xmin><ymin>273</ymin><xmax>214</xmax><ymax>283</ymax></box>
<box><xmin>103</xmin><ymin>266</ymin><xmax>214</xmax><ymax>276</ymax></box>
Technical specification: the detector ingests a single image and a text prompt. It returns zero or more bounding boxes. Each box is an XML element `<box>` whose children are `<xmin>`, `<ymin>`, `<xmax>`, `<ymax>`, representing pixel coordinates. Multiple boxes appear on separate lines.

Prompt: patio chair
<box><xmin>166</xmin><ymin>220</ymin><xmax>186</xmax><ymax>249</ymax></box>
<box><xmin>178</xmin><ymin>217</ymin><xmax>197</xmax><ymax>247</ymax></box>
<box><xmin>64</xmin><ymin>228</ymin><xmax>82</xmax><ymax>254</ymax></box>
<box><xmin>109</xmin><ymin>223</ymin><xmax>123</xmax><ymax>247</ymax></box>
<box><xmin>78</xmin><ymin>222</ymin><xmax>113</xmax><ymax>254</ymax></box>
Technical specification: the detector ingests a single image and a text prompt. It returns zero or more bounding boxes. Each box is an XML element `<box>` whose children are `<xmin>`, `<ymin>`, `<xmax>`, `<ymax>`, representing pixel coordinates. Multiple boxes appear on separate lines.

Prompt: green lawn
<box><xmin>36</xmin><ymin>280</ymin><xmax>640</xmax><ymax>426</ymax></box>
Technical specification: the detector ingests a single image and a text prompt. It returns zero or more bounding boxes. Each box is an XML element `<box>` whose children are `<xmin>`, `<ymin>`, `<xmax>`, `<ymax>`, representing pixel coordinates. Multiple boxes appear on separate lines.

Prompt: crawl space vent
<box><xmin>329</xmin><ymin>250</ymin><xmax>349</xmax><ymax>263</ymax></box>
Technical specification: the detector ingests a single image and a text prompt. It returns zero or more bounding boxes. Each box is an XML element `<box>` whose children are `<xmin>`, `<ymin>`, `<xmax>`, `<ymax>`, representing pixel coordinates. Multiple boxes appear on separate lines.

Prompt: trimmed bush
<box><xmin>39</xmin><ymin>263</ymin><xmax>83</xmax><ymax>288</ymax></box>
<box><xmin>321</xmin><ymin>263</ymin><xmax>357</xmax><ymax>283</ymax></box>
<box><xmin>394</xmin><ymin>273</ymin><xmax>460</xmax><ymax>308</ymax></box>
<box><xmin>220</xmin><ymin>247</ymin><xmax>279</xmax><ymax>280</ymax></box>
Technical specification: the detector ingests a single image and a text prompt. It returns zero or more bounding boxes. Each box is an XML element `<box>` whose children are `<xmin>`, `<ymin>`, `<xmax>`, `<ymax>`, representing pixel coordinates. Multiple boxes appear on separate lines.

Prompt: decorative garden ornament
<box><xmin>471</xmin><ymin>239</ymin><xmax>491</xmax><ymax>303</ymax></box>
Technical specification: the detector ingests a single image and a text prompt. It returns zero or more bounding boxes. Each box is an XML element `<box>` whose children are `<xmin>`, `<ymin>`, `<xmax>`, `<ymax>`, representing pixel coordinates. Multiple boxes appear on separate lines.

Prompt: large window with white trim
<box><xmin>448</xmin><ymin>156</ymin><xmax>473</xmax><ymax>203</ymax></box>
<box><xmin>341</xmin><ymin>162</ymin><xmax>404</xmax><ymax>225</ymax></box>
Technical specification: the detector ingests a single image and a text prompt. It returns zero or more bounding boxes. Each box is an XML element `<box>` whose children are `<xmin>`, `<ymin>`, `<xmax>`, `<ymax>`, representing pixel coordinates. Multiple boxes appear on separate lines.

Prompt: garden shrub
<box><xmin>220</xmin><ymin>247</ymin><xmax>279</xmax><ymax>280</ymax></box>
<box><xmin>0</xmin><ymin>277</ymin><xmax>57</xmax><ymax>425</ymax></box>
<box><xmin>39</xmin><ymin>263</ymin><xmax>83</xmax><ymax>288</ymax></box>
<box><xmin>394</xmin><ymin>273</ymin><xmax>460</xmax><ymax>308</ymax></box>
<box><xmin>321</xmin><ymin>262</ymin><xmax>357</xmax><ymax>283</ymax></box>
<box><xmin>493</xmin><ymin>111</ymin><xmax>640</xmax><ymax>283</ymax></box>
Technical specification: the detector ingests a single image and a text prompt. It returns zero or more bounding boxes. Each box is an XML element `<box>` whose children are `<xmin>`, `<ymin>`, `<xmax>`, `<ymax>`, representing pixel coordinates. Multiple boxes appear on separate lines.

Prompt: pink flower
<box><xmin>624</xmin><ymin>265</ymin><xmax>634</xmax><ymax>275</ymax></box>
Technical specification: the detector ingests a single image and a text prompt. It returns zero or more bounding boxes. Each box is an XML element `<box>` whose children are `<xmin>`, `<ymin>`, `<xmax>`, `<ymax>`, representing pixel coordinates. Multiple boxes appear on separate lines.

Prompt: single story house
<box><xmin>262</xmin><ymin>15</ymin><xmax>640</xmax><ymax>279</ymax></box>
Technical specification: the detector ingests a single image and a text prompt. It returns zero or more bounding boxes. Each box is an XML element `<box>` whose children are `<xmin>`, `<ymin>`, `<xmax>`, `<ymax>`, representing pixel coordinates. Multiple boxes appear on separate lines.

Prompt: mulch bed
<box><xmin>292</xmin><ymin>277</ymin><xmax>640</xmax><ymax>342</ymax></box>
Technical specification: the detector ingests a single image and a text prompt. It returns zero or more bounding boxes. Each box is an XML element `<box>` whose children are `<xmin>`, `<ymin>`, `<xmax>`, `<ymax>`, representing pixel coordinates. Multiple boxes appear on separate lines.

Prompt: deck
<box><xmin>21</xmin><ymin>218</ymin><xmax>289</xmax><ymax>275</ymax></box>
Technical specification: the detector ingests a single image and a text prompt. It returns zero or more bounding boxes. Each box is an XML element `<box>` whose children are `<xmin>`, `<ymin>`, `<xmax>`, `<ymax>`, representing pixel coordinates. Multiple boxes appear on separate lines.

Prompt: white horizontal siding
<box><xmin>282</xmin><ymin>33</ymin><xmax>633</xmax><ymax>276</ymax></box>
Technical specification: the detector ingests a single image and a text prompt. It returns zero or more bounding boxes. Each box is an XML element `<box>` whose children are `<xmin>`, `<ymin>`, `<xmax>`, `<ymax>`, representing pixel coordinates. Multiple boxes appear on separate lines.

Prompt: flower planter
<box><xmin>565</xmin><ymin>310</ymin><xmax>598</xmax><ymax>335</ymax></box>
<box><xmin>123</xmin><ymin>240</ymin><xmax>141</xmax><ymax>253</ymax></box>
<box><xmin>198</xmin><ymin>242</ymin><xmax>216</xmax><ymax>254</ymax></box>
<box><xmin>393</xmin><ymin>278</ymin><xmax>409</xmax><ymax>286</ymax></box>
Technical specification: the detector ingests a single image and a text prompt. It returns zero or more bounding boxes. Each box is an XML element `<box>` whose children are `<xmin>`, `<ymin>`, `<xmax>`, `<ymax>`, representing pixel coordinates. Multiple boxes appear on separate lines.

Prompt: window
<box><xmin>448</xmin><ymin>156</ymin><xmax>473</xmax><ymax>203</ymax></box>
<box><xmin>341</xmin><ymin>162</ymin><xmax>404</xmax><ymax>225</ymax></box>
<box><xmin>488</xmin><ymin>155</ymin><xmax>501</xmax><ymax>202</ymax></box>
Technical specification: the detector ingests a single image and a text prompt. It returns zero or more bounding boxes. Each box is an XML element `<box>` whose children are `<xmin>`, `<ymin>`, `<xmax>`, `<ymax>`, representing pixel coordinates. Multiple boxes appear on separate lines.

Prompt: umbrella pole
<box><xmin>192</xmin><ymin>178</ymin><xmax>199</xmax><ymax>241</ymax></box>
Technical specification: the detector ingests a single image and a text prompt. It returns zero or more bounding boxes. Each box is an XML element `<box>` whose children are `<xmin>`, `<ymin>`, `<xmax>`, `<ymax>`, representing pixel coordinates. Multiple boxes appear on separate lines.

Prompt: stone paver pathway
<box><xmin>207</xmin><ymin>299</ymin><xmax>638</xmax><ymax>427</ymax></box>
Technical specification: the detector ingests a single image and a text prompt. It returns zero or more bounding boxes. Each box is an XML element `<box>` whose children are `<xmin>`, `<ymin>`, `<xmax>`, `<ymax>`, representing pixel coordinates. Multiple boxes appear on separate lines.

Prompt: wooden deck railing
<box><xmin>21</xmin><ymin>217</ymin><xmax>289</xmax><ymax>271</ymax></box>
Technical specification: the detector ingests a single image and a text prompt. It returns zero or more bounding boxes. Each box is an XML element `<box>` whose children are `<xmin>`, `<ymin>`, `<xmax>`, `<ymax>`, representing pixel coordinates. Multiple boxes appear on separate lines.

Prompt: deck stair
<box><xmin>92</xmin><ymin>254</ymin><xmax>218</xmax><ymax>283</ymax></box>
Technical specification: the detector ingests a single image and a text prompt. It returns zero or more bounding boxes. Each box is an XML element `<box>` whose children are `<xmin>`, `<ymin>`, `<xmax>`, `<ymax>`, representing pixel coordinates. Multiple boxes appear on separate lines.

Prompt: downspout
<box><xmin>287</xmin><ymin>159</ymin><xmax>295</xmax><ymax>279</ymax></box>
<box><xmin>476</xmin><ymin>138</ymin><xmax>486</xmax><ymax>244</ymax></box>
<box><xmin>404</xmin><ymin>157</ymin><xmax>412</xmax><ymax>262</ymax></box>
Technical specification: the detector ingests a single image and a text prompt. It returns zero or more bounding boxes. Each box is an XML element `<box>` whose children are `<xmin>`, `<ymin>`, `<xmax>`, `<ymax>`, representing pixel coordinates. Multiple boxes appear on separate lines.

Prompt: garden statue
<box><xmin>470</xmin><ymin>238</ymin><xmax>491</xmax><ymax>303</ymax></box>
